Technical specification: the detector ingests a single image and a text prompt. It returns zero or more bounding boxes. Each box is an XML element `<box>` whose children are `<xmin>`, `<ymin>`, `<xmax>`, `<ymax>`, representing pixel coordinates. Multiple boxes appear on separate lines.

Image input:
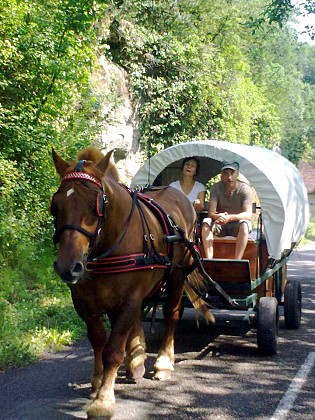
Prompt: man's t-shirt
<box><xmin>210</xmin><ymin>180</ymin><xmax>252</xmax><ymax>214</ymax></box>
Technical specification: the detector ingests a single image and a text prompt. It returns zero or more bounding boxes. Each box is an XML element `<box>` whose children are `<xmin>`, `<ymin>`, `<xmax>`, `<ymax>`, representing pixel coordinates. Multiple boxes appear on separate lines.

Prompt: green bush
<box><xmin>304</xmin><ymin>217</ymin><xmax>315</xmax><ymax>243</ymax></box>
<box><xmin>0</xmin><ymin>241</ymin><xmax>86</xmax><ymax>370</ymax></box>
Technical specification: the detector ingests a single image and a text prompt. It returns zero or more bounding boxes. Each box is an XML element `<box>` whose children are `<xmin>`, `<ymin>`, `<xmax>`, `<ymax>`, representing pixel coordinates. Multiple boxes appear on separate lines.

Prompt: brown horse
<box><xmin>51</xmin><ymin>146</ymin><xmax>197</xmax><ymax>419</ymax></box>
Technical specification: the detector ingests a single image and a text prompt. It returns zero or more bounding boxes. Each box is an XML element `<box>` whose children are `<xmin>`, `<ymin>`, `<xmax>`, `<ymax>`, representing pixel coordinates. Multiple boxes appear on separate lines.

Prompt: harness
<box><xmin>86</xmin><ymin>187</ymin><xmax>179</xmax><ymax>274</ymax></box>
<box><xmin>51</xmin><ymin>164</ymin><xmax>108</xmax><ymax>248</ymax></box>
<box><xmin>51</xmin><ymin>164</ymin><xmax>180</xmax><ymax>278</ymax></box>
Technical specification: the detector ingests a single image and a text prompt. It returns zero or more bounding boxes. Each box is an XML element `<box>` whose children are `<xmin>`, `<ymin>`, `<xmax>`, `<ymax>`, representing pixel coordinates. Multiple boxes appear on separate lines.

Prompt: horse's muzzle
<box><xmin>53</xmin><ymin>260</ymin><xmax>85</xmax><ymax>284</ymax></box>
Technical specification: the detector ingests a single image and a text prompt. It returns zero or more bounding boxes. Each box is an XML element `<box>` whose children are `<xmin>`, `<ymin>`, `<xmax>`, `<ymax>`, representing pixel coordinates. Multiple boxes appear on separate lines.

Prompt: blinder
<box><xmin>50</xmin><ymin>191</ymin><xmax>107</xmax><ymax>219</ymax></box>
<box><xmin>96</xmin><ymin>192</ymin><xmax>108</xmax><ymax>218</ymax></box>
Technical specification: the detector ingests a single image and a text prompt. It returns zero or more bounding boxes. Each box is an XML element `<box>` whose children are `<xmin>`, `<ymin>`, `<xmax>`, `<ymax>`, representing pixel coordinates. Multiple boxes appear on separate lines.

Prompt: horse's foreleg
<box><xmin>70</xmin><ymin>287</ymin><xmax>107</xmax><ymax>395</ymax></box>
<box><xmin>153</xmin><ymin>269</ymin><xmax>185</xmax><ymax>381</ymax></box>
<box><xmin>86</xmin><ymin>305</ymin><xmax>141</xmax><ymax>419</ymax></box>
<box><xmin>125</xmin><ymin>320</ymin><xmax>146</xmax><ymax>382</ymax></box>
<box><xmin>85</xmin><ymin>317</ymin><xmax>107</xmax><ymax>395</ymax></box>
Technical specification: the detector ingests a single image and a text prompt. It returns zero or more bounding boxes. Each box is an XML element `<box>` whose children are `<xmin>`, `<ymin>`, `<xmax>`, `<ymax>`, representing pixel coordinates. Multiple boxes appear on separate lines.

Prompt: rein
<box><xmin>87</xmin><ymin>188</ymin><xmax>139</xmax><ymax>261</ymax></box>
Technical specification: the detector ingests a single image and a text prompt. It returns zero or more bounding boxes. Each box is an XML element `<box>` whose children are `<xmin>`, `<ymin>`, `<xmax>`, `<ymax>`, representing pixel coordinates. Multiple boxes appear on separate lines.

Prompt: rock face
<box><xmin>94</xmin><ymin>56</ymin><xmax>145</xmax><ymax>185</ymax></box>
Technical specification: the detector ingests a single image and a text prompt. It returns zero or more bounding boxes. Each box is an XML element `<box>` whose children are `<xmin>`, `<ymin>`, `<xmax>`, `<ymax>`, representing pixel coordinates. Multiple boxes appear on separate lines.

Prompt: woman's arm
<box><xmin>193</xmin><ymin>190</ymin><xmax>206</xmax><ymax>211</ymax></box>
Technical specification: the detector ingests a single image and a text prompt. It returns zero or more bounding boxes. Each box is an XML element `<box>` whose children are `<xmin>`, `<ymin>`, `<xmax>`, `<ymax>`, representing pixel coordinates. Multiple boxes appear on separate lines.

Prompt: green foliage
<box><xmin>306</xmin><ymin>217</ymin><xmax>315</xmax><ymax>241</ymax></box>
<box><xmin>0</xmin><ymin>0</ymin><xmax>108</xmax><ymax>258</ymax></box>
<box><xmin>0</xmin><ymin>241</ymin><xmax>85</xmax><ymax>369</ymax></box>
<box><xmin>0</xmin><ymin>0</ymin><xmax>314</xmax><ymax>369</ymax></box>
<box><xmin>103</xmin><ymin>0</ymin><xmax>284</xmax><ymax>156</ymax></box>
<box><xmin>300</xmin><ymin>217</ymin><xmax>315</xmax><ymax>246</ymax></box>
<box><xmin>100</xmin><ymin>0</ymin><xmax>314</xmax><ymax>162</ymax></box>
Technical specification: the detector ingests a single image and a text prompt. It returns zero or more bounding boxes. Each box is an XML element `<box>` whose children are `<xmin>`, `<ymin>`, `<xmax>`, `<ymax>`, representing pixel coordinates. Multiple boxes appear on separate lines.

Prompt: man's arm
<box><xmin>224</xmin><ymin>201</ymin><xmax>252</xmax><ymax>223</ymax></box>
<box><xmin>208</xmin><ymin>198</ymin><xmax>219</xmax><ymax>220</ymax></box>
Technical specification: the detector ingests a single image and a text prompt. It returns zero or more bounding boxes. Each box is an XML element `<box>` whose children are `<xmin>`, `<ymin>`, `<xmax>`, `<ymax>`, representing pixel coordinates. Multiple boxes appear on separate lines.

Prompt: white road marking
<box><xmin>270</xmin><ymin>352</ymin><xmax>315</xmax><ymax>419</ymax></box>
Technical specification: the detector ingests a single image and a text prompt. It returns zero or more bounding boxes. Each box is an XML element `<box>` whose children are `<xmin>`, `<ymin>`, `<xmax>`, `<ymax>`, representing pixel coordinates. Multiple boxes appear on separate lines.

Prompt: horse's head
<box><xmin>51</xmin><ymin>147</ymin><xmax>115</xmax><ymax>284</ymax></box>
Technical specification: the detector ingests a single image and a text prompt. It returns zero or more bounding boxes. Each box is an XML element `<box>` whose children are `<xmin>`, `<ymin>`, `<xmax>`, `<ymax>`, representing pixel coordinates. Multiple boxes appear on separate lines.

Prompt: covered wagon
<box><xmin>131</xmin><ymin>140</ymin><xmax>309</xmax><ymax>355</ymax></box>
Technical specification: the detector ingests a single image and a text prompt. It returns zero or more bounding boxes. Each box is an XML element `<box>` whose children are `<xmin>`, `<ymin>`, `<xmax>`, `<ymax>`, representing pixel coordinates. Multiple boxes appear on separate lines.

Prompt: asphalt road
<box><xmin>1</xmin><ymin>242</ymin><xmax>315</xmax><ymax>419</ymax></box>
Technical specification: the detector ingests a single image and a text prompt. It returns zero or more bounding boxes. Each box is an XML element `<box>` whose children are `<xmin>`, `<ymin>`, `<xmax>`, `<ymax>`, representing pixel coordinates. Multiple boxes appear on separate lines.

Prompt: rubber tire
<box><xmin>257</xmin><ymin>297</ymin><xmax>279</xmax><ymax>356</ymax></box>
<box><xmin>273</xmin><ymin>268</ymin><xmax>283</xmax><ymax>303</ymax></box>
<box><xmin>284</xmin><ymin>279</ymin><xmax>302</xmax><ymax>329</ymax></box>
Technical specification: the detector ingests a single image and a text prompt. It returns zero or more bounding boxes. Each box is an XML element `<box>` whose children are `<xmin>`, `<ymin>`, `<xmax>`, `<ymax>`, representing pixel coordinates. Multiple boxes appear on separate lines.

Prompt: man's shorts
<box><xmin>202</xmin><ymin>217</ymin><xmax>252</xmax><ymax>237</ymax></box>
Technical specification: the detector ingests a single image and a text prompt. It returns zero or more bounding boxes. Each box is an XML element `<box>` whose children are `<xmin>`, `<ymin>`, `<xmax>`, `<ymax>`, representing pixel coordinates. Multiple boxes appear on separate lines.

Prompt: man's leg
<box><xmin>234</xmin><ymin>222</ymin><xmax>249</xmax><ymax>259</ymax></box>
<box><xmin>201</xmin><ymin>220</ymin><xmax>213</xmax><ymax>259</ymax></box>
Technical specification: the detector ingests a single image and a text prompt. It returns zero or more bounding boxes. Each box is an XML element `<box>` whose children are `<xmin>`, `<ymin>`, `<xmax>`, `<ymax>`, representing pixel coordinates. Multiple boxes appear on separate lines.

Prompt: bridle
<box><xmin>51</xmin><ymin>161</ymin><xmax>108</xmax><ymax>250</ymax></box>
<box><xmin>51</xmin><ymin>161</ymin><xmax>139</xmax><ymax>261</ymax></box>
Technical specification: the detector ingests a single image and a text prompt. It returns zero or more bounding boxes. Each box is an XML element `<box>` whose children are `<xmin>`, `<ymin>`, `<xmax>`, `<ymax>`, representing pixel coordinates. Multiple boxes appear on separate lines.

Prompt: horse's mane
<box><xmin>77</xmin><ymin>146</ymin><xmax>104</xmax><ymax>163</ymax></box>
<box><xmin>76</xmin><ymin>146</ymin><xmax>119</xmax><ymax>181</ymax></box>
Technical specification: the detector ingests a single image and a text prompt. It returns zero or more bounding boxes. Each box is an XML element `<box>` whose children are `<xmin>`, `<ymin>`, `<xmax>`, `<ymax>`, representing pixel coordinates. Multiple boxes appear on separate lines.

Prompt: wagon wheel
<box><xmin>257</xmin><ymin>297</ymin><xmax>279</xmax><ymax>356</ymax></box>
<box><xmin>284</xmin><ymin>279</ymin><xmax>302</xmax><ymax>329</ymax></box>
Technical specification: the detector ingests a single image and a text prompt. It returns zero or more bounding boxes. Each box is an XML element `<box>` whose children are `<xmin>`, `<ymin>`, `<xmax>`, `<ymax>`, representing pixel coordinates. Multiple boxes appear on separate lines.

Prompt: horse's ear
<box><xmin>96</xmin><ymin>150</ymin><xmax>114</xmax><ymax>175</ymax></box>
<box><xmin>52</xmin><ymin>148</ymin><xmax>70</xmax><ymax>176</ymax></box>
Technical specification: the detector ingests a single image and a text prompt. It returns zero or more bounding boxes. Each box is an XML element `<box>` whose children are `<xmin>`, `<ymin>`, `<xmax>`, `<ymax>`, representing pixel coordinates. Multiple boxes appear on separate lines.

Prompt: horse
<box><xmin>51</xmin><ymin>146</ymin><xmax>199</xmax><ymax>419</ymax></box>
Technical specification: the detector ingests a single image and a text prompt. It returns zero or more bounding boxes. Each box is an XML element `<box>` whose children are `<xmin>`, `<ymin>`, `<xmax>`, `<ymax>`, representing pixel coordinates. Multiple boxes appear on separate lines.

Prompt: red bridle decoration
<box><xmin>62</xmin><ymin>172</ymin><xmax>102</xmax><ymax>189</ymax></box>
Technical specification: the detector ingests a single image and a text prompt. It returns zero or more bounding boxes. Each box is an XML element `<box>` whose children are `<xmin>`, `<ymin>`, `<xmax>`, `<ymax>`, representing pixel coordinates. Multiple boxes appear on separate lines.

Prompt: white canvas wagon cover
<box><xmin>131</xmin><ymin>140</ymin><xmax>309</xmax><ymax>260</ymax></box>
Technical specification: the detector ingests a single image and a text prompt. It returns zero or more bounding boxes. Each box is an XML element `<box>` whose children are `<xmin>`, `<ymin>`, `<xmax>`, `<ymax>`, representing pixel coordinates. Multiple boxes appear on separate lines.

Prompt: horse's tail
<box><xmin>165</xmin><ymin>227</ymin><xmax>236</xmax><ymax>317</ymax></box>
<box><xmin>184</xmin><ymin>277</ymin><xmax>215</xmax><ymax>324</ymax></box>
<box><xmin>183</xmin><ymin>237</ymin><xmax>236</xmax><ymax>308</ymax></box>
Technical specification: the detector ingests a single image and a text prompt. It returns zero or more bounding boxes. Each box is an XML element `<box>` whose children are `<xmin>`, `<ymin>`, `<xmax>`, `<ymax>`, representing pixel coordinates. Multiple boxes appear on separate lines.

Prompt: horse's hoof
<box><xmin>86</xmin><ymin>397</ymin><xmax>115</xmax><ymax>419</ymax></box>
<box><xmin>152</xmin><ymin>369</ymin><xmax>172</xmax><ymax>381</ymax></box>
<box><xmin>153</xmin><ymin>355</ymin><xmax>174</xmax><ymax>381</ymax></box>
<box><xmin>126</xmin><ymin>364</ymin><xmax>145</xmax><ymax>383</ymax></box>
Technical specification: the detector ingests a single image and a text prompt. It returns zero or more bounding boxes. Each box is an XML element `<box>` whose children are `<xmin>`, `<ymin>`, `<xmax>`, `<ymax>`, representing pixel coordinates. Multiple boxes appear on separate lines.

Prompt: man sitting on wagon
<box><xmin>201</xmin><ymin>161</ymin><xmax>253</xmax><ymax>260</ymax></box>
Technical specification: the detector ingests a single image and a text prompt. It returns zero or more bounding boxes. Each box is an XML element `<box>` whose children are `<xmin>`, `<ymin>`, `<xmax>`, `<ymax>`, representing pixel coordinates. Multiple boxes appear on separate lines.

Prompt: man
<box><xmin>201</xmin><ymin>161</ymin><xmax>252</xmax><ymax>259</ymax></box>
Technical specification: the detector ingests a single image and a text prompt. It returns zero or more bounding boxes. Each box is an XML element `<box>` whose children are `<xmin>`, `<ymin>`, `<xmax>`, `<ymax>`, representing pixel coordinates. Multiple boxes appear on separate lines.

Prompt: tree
<box><xmin>0</xmin><ymin>0</ymin><xmax>106</xmax><ymax>258</ymax></box>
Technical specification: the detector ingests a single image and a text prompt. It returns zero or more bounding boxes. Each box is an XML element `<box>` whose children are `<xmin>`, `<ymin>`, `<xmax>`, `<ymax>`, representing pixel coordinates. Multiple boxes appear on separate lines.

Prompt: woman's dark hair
<box><xmin>181</xmin><ymin>156</ymin><xmax>200</xmax><ymax>175</ymax></box>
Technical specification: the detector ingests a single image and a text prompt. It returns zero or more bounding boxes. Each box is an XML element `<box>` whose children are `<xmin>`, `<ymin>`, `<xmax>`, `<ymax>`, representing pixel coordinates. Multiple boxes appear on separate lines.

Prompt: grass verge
<box><xmin>0</xmin><ymin>241</ymin><xmax>86</xmax><ymax>370</ymax></box>
<box><xmin>300</xmin><ymin>217</ymin><xmax>315</xmax><ymax>245</ymax></box>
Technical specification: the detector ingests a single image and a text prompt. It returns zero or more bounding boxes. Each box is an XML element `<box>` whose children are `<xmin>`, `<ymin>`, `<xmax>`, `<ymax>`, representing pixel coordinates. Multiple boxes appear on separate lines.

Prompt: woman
<box><xmin>170</xmin><ymin>156</ymin><xmax>206</xmax><ymax>211</ymax></box>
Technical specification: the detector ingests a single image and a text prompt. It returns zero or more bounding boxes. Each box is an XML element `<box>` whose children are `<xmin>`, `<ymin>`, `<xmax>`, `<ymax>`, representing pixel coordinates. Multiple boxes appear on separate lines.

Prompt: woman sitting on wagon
<box><xmin>201</xmin><ymin>161</ymin><xmax>252</xmax><ymax>260</ymax></box>
<box><xmin>169</xmin><ymin>156</ymin><xmax>206</xmax><ymax>212</ymax></box>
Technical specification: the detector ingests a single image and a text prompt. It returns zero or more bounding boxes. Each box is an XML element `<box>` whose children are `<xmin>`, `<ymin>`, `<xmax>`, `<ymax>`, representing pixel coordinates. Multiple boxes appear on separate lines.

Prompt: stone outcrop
<box><xmin>93</xmin><ymin>56</ymin><xmax>145</xmax><ymax>184</ymax></box>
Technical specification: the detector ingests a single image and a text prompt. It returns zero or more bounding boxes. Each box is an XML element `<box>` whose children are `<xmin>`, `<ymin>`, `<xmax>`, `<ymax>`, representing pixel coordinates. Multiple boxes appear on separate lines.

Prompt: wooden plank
<box><xmin>212</xmin><ymin>238</ymin><xmax>259</xmax><ymax>279</ymax></box>
<box><xmin>202</xmin><ymin>259</ymin><xmax>252</xmax><ymax>284</ymax></box>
